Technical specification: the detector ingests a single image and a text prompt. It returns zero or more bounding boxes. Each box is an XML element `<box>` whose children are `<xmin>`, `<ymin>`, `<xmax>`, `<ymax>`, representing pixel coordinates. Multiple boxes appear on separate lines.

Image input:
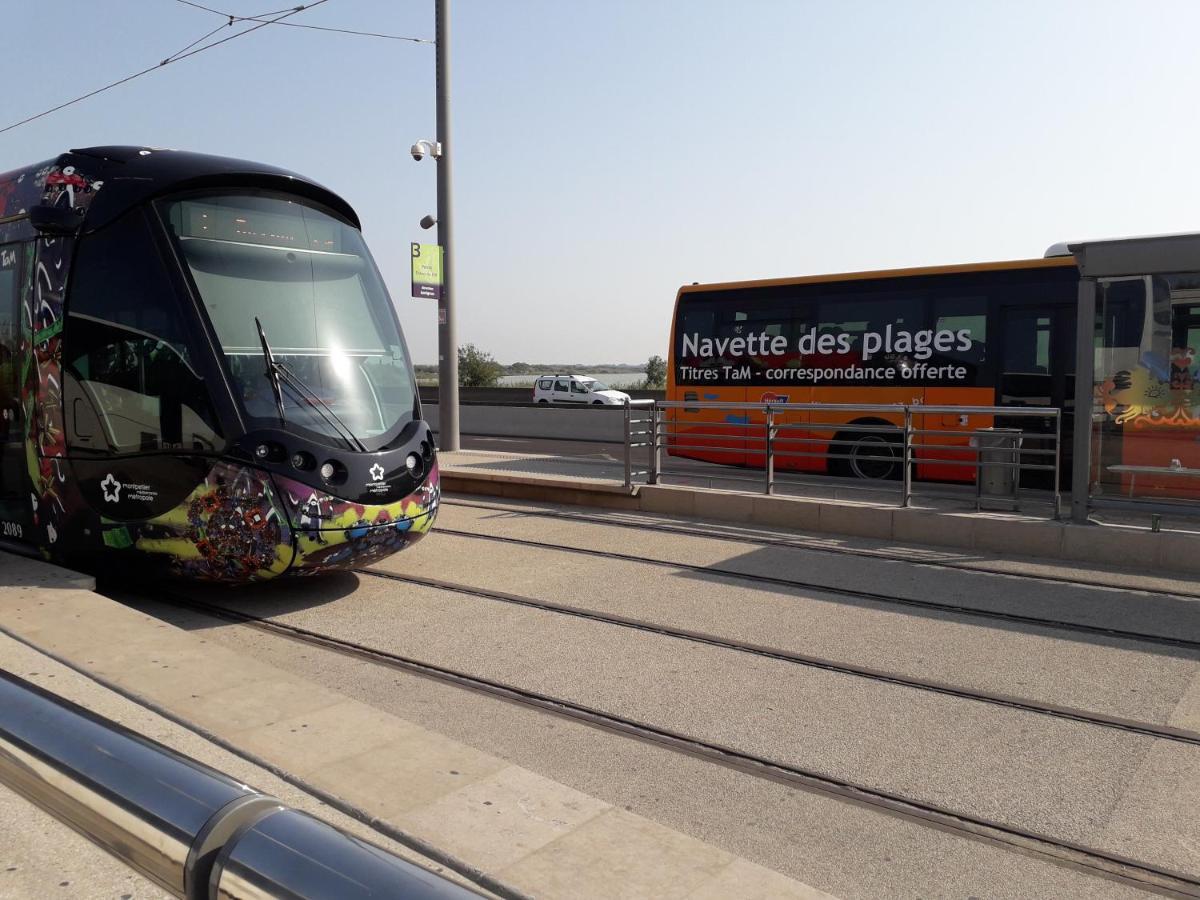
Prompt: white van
<box><xmin>532</xmin><ymin>374</ymin><xmax>631</xmax><ymax>405</ymax></box>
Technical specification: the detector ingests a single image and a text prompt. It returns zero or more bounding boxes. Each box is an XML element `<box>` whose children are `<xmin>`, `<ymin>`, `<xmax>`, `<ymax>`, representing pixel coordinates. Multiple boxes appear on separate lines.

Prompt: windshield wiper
<box><xmin>255</xmin><ymin>316</ymin><xmax>287</xmax><ymax>427</ymax></box>
<box><xmin>275</xmin><ymin>360</ymin><xmax>368</xmax><ymax>453</ymax></box>
<box><xmin>253</xmin><ymin>316</ymin><xmax>367</xmax><ymax>452</ymax></box>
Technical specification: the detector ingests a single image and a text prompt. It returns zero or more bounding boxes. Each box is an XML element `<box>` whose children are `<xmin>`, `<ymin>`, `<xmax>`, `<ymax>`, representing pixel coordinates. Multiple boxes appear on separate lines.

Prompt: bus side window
<box><xmin>931</xmin><ymin>295</ymin><xmax>988</xmax><ymax>373</ymax></box>
<box><xmin>743</xmin><ymin>304</ymin><xmax>790</xmax><ymax>339</ymax></box>
<box><xmin>813</xmin><ymin>295</ymin><xmax>921</xmax><ymax>361</ymax></box>
<box><xmin>677</xmin><ymin>302</ymin><xmax>717</xmax><ymax>371</ymax></box>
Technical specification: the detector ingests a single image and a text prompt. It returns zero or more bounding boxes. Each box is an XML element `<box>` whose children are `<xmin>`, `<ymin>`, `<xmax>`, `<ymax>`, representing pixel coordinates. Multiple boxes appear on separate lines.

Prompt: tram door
<box><xmin>0</xmin><ymin>243</ymin><xmax>29</xmax><ymax>539</ymax></box>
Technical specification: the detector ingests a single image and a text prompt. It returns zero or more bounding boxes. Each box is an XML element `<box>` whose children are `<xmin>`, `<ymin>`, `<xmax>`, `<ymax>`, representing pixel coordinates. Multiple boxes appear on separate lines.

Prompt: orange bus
<box><xmin>666</xmin><ymin>255</ymin><xmax>1083</xmax><ymax>483</ymax></box>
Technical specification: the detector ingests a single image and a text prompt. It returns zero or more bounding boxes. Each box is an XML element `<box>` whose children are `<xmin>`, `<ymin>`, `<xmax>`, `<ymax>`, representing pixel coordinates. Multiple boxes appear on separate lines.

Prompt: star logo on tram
<box><xmin>369</xmin><ymin>463</ymin><xmax>386</xmax><ymax>482</ymax></box>
<box><xmin>100</xmin><ymin>473</ymin><xmax>121</xmax><ymax>503</ymax></box>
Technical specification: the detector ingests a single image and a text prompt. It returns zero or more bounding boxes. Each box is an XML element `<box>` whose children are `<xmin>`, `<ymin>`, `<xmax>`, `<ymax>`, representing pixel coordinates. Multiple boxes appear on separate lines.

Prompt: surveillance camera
<box><xmin>419</xmin><ymin>214</ymin><xmax>437</xmax><ymax>230</ymax></box>
<box><xmin>410</xmin><ymin>143</ymin><xmax>426</xmax><ymax>162</ymax></box>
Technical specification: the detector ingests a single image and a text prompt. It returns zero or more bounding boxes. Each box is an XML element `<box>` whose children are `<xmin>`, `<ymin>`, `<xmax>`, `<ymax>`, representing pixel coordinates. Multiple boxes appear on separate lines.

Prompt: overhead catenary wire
<box><xmin>234</xmin><ymin>19</ymin><xmax>433</xmax><ymax>43</ymax></box>
<box><xmin>176</xmin><ymin>1</ymin><xmax>312</xmax><ymax>19</ymax></box>
<box><xmin>0</xmin><ymin>1</ymin><xmax>330</xmax><ymax>137</ymax></box>
<box><xmin>175</xmin><ymin>0</ymin><xmax>434</xmax><ymax>43</ymax></box>
<box><xmin>162</xmin><ymin>19</ymin><xmax>238</xmax><ymax>62</ymax></box>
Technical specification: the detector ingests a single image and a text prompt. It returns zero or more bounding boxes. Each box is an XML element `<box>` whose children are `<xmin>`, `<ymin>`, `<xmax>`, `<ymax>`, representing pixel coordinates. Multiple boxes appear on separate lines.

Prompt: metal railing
<box><xmin>450</xmin><ymin>397</ymin><xmax>1062</xmax><ymax>515</ymax></box>
<box><xmin>623</xmin><ymin>398</ymin><xmax>656</xmax><ymax>489</ymax></box>
<box><xmin>0</xmin><ymin>670</ymin><xmax>476</xmax><ymax>900</ymax></box>
<box><xmin>634</xmin><ymin>399</ymin><xmax>1062</xmax><ymax>516</ymax></box>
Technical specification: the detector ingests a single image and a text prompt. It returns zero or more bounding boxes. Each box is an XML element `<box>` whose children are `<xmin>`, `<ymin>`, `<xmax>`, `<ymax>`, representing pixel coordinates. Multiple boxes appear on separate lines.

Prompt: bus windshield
<box><xmin>162</xmin><ymin>194</ymin><xmax>416</xmax><ymax>447</ymax></box>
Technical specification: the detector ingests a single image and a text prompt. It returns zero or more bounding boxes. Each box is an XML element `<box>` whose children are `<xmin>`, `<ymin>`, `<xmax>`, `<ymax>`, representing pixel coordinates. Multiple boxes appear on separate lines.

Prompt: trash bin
<box><xmin>971</xmin><ymin>427</ymin><xmax>1022</xmax><ymax>511</ymax></box>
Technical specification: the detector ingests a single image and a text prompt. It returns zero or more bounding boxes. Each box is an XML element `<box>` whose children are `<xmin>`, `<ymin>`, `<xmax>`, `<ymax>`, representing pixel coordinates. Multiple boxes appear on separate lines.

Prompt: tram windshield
<box><xmin>162</xmin><ymin>194</ymin><xmax>416</xmax><ymax>447</ymax></box>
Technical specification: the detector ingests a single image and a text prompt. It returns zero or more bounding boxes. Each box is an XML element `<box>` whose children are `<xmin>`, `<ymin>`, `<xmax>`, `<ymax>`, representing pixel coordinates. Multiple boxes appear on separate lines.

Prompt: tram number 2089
<box><xmin>1</xmin><ymin>521</ymin><xmax>23</xmax><ymax>539</ymax></box>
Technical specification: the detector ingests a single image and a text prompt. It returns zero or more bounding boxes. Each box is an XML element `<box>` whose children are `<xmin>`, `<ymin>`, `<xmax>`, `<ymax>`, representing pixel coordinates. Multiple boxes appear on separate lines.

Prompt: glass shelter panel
<box><xmin>1091</xmin><ymin>273</ymin><xmax>1200</xmax><ymax>500</ymax></box>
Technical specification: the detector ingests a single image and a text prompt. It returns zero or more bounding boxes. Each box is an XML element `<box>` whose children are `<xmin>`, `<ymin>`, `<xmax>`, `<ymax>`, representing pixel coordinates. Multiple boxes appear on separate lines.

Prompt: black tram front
<box><xmin>0</xmin><ymin>146</ymin><xmax>437</xmax><ymax>581</ymax></box>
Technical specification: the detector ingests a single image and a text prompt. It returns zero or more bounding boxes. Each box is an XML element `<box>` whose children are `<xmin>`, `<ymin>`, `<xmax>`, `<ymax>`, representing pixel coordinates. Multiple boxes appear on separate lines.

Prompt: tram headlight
<box><xmin>291</xmin><ymin>451</ymin><xmax>315</xmax><ymax>471</ymax></box>
<box><xmin>254</xmin><ymin>441</ymin><xmax>285</xmax><ymax>463</ymax></box>
<box><xmin>405</xmin><ymin>453</ymin><xmax>422</xmax><ymax>477</ymax></box>
<box><xmin>319</xmin><ymin>460</ymin><xmax>347</xmax><ymax>485</ymax></box>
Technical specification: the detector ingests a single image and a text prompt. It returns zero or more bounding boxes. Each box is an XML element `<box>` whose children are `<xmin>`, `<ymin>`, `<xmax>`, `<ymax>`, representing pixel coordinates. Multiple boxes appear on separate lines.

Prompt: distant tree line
<box><xmin>412</xmin><ymin>348</ymin><xmax>667</xmax><ymax>389</ymax></box>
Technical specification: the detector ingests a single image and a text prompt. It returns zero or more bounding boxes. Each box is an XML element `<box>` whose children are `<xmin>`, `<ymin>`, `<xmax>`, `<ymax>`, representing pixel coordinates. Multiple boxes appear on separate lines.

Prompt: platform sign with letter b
<box><xmin>411</xmin><ymin>243</ymin><xmax>443</xmax><ymax>300</ymax></box>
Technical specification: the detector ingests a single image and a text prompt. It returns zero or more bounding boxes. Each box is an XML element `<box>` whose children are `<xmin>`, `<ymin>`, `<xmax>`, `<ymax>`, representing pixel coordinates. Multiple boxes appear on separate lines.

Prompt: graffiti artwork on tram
<box><xmin>21</xmin><ymin>165</ymin><xmax>103</xmax><ymax>557</ymax></box>
<box><xmin>108</xmin><ymin>462</ymin><xmax>294</xmax><ymax>581</ymax></box>
<box><xmin>279</xmin><ymin>463</ymin><xmax>441</xmax><ymax>572</ymax></box>
<box><xmin>97</xmin><ymin>462</ymin><xmax>441</xmax><ymax>581</ymax></box>
<box><xmin>0</xmin><ymin>162</ymin><xmax>52</xmax><ymax>241</ymax></box>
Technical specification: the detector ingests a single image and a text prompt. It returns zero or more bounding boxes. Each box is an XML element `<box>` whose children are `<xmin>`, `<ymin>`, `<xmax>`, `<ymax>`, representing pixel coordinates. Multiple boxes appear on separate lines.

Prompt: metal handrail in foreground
<box><xmin>0</xmin><ymin>671</ymin><xmax>475</xmax><ymax>900</ymax></box>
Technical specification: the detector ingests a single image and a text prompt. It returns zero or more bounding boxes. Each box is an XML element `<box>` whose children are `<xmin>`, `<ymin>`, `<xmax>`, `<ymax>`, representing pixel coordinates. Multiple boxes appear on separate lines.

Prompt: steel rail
<box><xmin>441</xmin><ymin>497</ymin><xmax>1200</xmax><ymax>602</ymax></box>
<box><xmin>154</xmin><ymin>594</ymin><xmax>1200</xmax><ymax>899</ymax></box>
<box><xmin>357</xmin><ymin>567</ymin><xmax>1200</xmax><ymax>748</ymax></box>
<box><xmin>430</xmin><ymin>524</ymin><xmax>1200</xmax><ymax>651</ymax></box>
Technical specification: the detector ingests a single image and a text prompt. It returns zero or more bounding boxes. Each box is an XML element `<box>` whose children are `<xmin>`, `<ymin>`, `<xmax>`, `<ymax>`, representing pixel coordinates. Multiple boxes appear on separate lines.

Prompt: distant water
<box><xmin>497</xmin><ymin>371</ymin><xmax>647</xmax><ymax>388</ymax></box>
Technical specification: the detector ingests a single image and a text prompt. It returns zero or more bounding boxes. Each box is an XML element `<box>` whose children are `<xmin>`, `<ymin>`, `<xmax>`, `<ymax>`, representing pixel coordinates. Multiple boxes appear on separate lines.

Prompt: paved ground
<box><xmin>0</xmin><ymin>774</ymin><xmax>167</xmax><ymax>900</ymax></box>
<box><xmin>0</xmin><ymin>550</ymin><xmax>823</xmax><ymax>900</ymax></box>
<box><xmin>110</xmin><ymin>493</ymin><xmax>1200</xmax><ymax>899</ymax></box>
<box><xmin>0</xmin><ymin>625</ymin><xmax>491</xmax><ymax>900</ymax></box>
<box><xmin>0</xmin><ymin>557</ymin><xmax>500</xmax><ymax>900</ymax></box>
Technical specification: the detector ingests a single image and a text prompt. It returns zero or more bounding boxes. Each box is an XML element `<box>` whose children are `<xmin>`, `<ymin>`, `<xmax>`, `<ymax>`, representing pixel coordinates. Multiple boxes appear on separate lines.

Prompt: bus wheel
<box><xmin>831</xmin><ymin>428</ymin><xmax>900</xmax><ymax>480</ymax></box>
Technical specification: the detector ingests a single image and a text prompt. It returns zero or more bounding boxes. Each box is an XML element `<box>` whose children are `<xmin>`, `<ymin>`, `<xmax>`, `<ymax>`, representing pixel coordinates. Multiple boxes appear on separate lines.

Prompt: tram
<box><xmin>0</xmin><ymin>146</ymin><xmax>438</xmax><ymax>581</ymax></box>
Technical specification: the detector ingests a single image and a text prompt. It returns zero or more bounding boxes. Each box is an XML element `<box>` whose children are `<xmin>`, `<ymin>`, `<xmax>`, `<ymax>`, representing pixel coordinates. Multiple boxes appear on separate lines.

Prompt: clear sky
<box><xmin>2</xmin><ymin>1</ymin><xmax>1198</xmax><ymax>365</ymax></box>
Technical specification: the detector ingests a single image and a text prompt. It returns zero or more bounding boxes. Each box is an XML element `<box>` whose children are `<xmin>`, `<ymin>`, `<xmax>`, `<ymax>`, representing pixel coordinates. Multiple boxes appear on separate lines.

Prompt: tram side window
<box><xmin>63</xmin><ymin>211</ymin><xmax>222</xmax><ymax>455</ymax></box>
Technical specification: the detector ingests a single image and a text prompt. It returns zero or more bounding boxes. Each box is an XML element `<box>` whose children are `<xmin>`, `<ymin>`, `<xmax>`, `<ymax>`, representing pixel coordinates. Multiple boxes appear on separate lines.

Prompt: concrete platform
<box><xmin>0</xmin><ymin>552</ymin><xmax>831</xmax><ymax>900</ymax></box>
<box><xmin>439</xmin><ymin>449</ymin><xmax>1200</xmax><ymax>576</ymax></box>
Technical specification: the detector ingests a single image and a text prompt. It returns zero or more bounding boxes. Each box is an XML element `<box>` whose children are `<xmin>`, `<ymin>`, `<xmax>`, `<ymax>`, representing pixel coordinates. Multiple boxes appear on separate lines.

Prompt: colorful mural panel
<box><xmin>1098</xmin><ymin>354</ymin><xmax>1200</xmax><ymax>429</ymax></box>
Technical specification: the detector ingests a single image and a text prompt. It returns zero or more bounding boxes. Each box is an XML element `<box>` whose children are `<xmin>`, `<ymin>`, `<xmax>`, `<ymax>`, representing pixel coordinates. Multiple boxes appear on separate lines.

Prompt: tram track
<box><xmin>150</xmin><ymin>590</ymin><xmax>1200</xmax><ymax>898</ymax></box>
<box><xmin>426</xmin><ymin>525</ymin><xmax>1200</xmax><ymax>654</ymax></box>
<box><xmin>443</xmin><ymin>498</ymin><xmax>1200</xmax><ymax>601</ymax></box>
<box><xmin>356</xmin><ymin>567</ymin><xmax>1200</xmax><ymax>748</ymax></box>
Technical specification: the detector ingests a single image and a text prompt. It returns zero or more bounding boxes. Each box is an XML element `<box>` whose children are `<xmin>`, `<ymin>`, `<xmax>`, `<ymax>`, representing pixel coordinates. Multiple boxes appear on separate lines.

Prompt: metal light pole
<box><xmin>434</xmin><ymin>0</ymin><xmax>460</xmax><ymax>450</ymax></box>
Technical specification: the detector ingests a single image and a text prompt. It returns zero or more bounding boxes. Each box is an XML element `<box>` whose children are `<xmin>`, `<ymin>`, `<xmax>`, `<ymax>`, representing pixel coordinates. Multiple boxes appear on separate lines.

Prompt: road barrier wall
<box><xmin>425</xmin><ymin>402</ymin><xmax>627</xmax><ymax>443</ymax></box>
